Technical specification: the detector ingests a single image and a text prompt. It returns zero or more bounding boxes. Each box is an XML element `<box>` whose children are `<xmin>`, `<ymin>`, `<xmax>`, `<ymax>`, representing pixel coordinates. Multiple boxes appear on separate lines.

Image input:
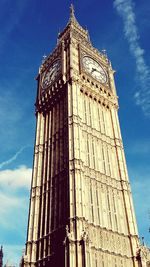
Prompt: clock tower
<box><xmin>23</xmin><ymin>5</ymin><xmax>141</xmax><ymax>267</ymax></box>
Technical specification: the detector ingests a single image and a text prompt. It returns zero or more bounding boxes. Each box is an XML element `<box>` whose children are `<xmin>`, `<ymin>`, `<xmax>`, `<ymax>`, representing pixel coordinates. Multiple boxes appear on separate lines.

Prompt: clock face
<box><xmin>82</xmin><ymin>56</ymin><xmax>107</xmax><ymax>84</ymax></box>
<box><xmin>42</xmin><ymin>60</ymin><xmax>61</xmax><ymax>89</ymax></box>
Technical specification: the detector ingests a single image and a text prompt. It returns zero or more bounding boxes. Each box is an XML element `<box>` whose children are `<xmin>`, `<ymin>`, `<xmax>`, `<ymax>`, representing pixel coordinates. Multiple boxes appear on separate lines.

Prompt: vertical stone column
<box><xmin>31</xmin><ymin>113</ymin><xmax>45</xmax><ymax>264</ymax></box>
<box><xmin>69</xmin><ymin>37</ymin><xmax>73</xmax><ymax>79</ymax></box>
<box><xmin>68</xmin><ymin>79</ymin><xmax>87</xmax><ymax>267</ymax></box>
<box><xmin>49</xmin><ymin>106</ymin><xmax>55</xmax><ymax>232</ymax></box>
<box><xmin>43</xmin><ymin>113</ymin><xmax>49</xmax><ymax>258</ymax></box>
<box><xmin>37</xmin><ymin>113</ymin><xmax>48</xmax><ymax>260</ymax></box>
<box><xmin>110</xmin><ymin>106</ymin><xmax>139</xmax><ymax>267</ymax></box>
<box><xmin>47</xmin><ymin>110</ymin><xmax>52</xmax><ymax>257</ymax></box>
<box><xmin>108</xmin><ymin>66</ymin><xmax>117</xmax><ymax>95</ymax></box>
<box><xmin>0</xmin><ymin>246</ymin><xmax>3</xmax><ymax>267</ymax></box>
<box><xmin>68</xmin><ymin>81</ymin><xmax>78</xmax><ymax>267</ymax></box>
<box><xmin>62</xmin><ymin>40</ymin><xmax>66</xmax><ymax>82</ymax></box>
<box><xmin>26</xmin><ymin>112</ymin><xmax>41</xmax><ymax>260</ymax></box>
<box><xmin>26</xmin><ymin>111</ymin><xmax>45</xmax><ymax>265</ymax></box>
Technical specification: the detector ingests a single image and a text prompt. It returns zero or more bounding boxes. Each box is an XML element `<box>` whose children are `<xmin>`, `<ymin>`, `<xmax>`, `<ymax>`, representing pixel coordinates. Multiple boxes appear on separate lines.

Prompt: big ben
<box><xmin>22</xmin><ymin>5</ymin><xmax>141</xmax><ymax>267</ymax></box>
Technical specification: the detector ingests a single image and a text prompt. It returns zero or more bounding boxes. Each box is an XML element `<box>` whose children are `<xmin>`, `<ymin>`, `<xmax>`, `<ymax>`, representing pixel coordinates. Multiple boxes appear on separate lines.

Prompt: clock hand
<box><xmin>49</xmin><ymin>70</ymin><xmax>56</xmax><ymax>79</ymax></box>
<box><xmin>91</xmin><ymin>67</ymin><xmax>106</xmax><ymax>83</ymax></box>
<box><xmin>91</xmin><ymin>68</ymin><xmax>104</xmax><ymax>76</ymax></box>
<box><xmin>91</xmin><ymin>68</ymin><xmax>97</xmax><ymax>73</ymax></box>
<box><xmin>99</xmin><ymin>70</ymin><xmax>105</xmax><ymax>76</ymax></box>
<box><xmin>93</xmin><ymin>69</ymin><xmax>104</xmax><ymax>75</ymax></box>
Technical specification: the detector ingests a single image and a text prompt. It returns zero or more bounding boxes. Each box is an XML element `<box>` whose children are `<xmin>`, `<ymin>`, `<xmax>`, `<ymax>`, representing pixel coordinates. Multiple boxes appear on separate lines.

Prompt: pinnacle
<box><xmin>58</xmin><ymin>4</ymin><xmax>89</xmax><ymax>42</ymax></box>
<box><xmin>70</xmin><ymin>3</ymin><xmax>75</xmax><ymax>18</ymax></box>
<box><xmin>69</xmin><ymin>3</ymin><xmax>77</xmax><ymax>24</ymax></box>
<box><xmin>68</xmin><ymin>3</ymin><xmax>86</xmax><ymax>32</ymax></box>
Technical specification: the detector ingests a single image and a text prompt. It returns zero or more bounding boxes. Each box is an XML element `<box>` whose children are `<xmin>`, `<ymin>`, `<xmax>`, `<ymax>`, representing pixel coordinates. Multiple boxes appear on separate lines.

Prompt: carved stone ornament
<box><xmin>136</xmin><ymin>245</ymin><xmax>150</xmax><ymax>266</ymax></box>
<box><xmin>63</xmin><ymin>225</ymin><xmax>73</xmax><ymax>245</ymax></box>
<box><xmin>141</xmin><ymin>246</ymin><xmax>149</xmax><ymax>260</ymax></box>
<box><xmin>81</xmin><ymin>227</ymin><xmax>91</xmax><ymax>244</ymax></box>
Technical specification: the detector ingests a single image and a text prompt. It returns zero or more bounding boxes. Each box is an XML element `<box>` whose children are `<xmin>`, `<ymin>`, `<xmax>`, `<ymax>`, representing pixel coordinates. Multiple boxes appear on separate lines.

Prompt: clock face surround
<box><xmin>82</xmin><ymin>56</ymin><xmax>107</xmax><ymax>84</ymax></box>
<box><xmin>42</xmin><ymin>60</ymin><xmax>61</xmax><ymax>89</ymax></box>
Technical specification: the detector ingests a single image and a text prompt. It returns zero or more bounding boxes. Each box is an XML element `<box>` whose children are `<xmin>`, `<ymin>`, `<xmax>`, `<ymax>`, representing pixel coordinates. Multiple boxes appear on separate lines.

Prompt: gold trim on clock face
<box><xmin>42</xmin><ymin>59</ymin><xmax>61</xmax><ymax>89</ymax></box>
<box><xmin>82</xmin><ymin>56</ymin><xmax>107</xmax><ymax>84</ymax></box>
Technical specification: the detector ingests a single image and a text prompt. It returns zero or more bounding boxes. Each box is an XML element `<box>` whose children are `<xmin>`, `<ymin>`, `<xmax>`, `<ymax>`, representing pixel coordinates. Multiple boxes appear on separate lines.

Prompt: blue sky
<box><xmin>0</xmin><ymin>0</ymin><xmax>150</xmax><ymax>265</ymax></box>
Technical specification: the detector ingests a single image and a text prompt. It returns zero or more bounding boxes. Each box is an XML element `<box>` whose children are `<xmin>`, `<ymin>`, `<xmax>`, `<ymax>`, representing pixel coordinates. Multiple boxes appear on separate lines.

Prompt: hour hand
<box><xmin>92</xmin><ymin>68</ymin><xmax>105</xmax><ymax>76</ymax></box>
<box><xmin>91</xmin><ymin>68</ymin><xmax>97</xmax><ymax>73</ymax></box>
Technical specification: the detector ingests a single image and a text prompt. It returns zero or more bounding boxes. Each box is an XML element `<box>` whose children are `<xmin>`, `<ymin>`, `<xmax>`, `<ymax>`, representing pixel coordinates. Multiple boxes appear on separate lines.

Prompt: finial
<box><xmin>85</xmin><ymin>27</ymin><xmax>91</xmax><ymax>43</ymax></box>
<box><xmin>102</xmin><ymin>49</ymin><xmax>107</xmax><ymax>55</ymax></box>
<box><xmin>58</xmin><ymin>28</ymin><xmax>61</xmax><ymax>36</ymax></box>
<box><xmin>69</xmin><ymin>3</ymin><xmax>76</xmax><ymax>23</ymax></box>
<box><xmin>68</xmin><ymin>3</ymin><xmax>82</xmax><ymax>28</ymax></box>
<box><xmin>142</xmin><ymin>236</ymin><xmax>145</xmax><ymax>246</ymax></box>
<box><xmin>42</xmin><ymin>54</ymin><xmax>47</xmax><ymax>63</ymax></box>
<box><xmin>102</xmin><ymin>49</ymin><xmax>108</xmax><ymax>60</ymax></box>
<box><xmin>70</xmin><ymin>3</ymin><xmax>75</xmax><ymax>17</ymax></box>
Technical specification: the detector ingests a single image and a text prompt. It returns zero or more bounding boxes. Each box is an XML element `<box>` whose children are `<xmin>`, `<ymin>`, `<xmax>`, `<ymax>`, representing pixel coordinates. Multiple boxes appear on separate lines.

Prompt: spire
<box><xmin>68</xmin><ymin>3</ymin><xmax>87</xmax><ymax>34</ymax></box>
<box><xmin>70</xmin><ymin>3</ymin><xmax>75</xmax><ymax>18</ymax></box>
<box><xmin>58</xmin><ymin>4</ymin><xmax>89</xmax><ymax>42</ymax></box>
<box><xmin>69</xmin><ymin>3</ymin><xmax>77</xmax><ymax>23</ymax></box>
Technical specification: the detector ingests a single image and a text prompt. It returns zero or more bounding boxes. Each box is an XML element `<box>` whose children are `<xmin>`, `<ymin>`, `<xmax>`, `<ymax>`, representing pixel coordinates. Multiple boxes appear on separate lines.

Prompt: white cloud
<box><xmin>0</xmin><ymin>165</ymin><xmax>32</xmax><ymax>189</ymax></box>
<box><xmin>0</xmin><ymin>165</ymin><xmax>31</xmax><ymax>229</ymax></box>
<box><xmin>114</xmin><ymin>0</ymin><xmax>150</xmax><ymax>116</ymax></box>
<box><xmin>0</xmin><ymin>166</ymin><xmax>31</xmax><ymax>265</ymax></box>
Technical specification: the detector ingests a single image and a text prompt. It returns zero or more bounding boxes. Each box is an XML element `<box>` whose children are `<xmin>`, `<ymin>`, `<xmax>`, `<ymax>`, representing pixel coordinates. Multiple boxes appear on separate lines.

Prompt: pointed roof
<box><xmin>58</xmin><ymin>4</ymin><xmax>89</xmax><ymax>42</ymax></box>
<box><xmin>70</xmin><ymin>4</ymin><xmax>75</xmax><ymax>20</ymax></box>
<box><xmin>68</xmin><ymin>4</ymin><xmax>88</xmax><ymax>32</ymax></box>
<box><xmin>69</xmin><ymin>3</ymin><xmax>78</xmax><ymax>24</ymax></box>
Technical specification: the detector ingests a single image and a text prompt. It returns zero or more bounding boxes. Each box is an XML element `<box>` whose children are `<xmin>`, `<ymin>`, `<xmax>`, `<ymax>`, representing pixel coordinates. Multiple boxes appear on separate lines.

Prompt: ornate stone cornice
<box><xmin>39</xmin><ymin>44</ymin><xmax>62</xmax><ymax>74</ymax></box>
<box><xmin>35</xmin><ymin>78</ymin><xmax>65</xmax><ymax>113</ymax></box>
<box><xmin>79</xmin><ymin>80</ymin><xmax>118</xmax><ymax>108</ymax></box>
<box><xmin>136</xmin><ymin>245</ymin><xmax>150</xmax><ymax>266</ymax></box>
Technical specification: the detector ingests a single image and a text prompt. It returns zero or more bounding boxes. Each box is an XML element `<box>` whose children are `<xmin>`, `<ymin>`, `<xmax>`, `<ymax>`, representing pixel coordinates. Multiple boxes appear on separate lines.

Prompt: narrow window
<box><xmin>107</xmin><ymin>191</ymin><xmax>112</xmax><ymax>229</ymax></box>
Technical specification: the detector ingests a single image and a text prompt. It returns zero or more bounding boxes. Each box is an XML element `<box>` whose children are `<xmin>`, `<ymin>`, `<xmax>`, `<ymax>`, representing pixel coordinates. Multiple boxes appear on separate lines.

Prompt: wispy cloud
<box><xmin>0</xmin><ymin>146</ymin><xmax>30</xmax><ymax>170</ymax></box>
<box><xmin>114</xmin><ymin>0</ymin><xmax>150</xmax><ymax>116</ymax></box>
